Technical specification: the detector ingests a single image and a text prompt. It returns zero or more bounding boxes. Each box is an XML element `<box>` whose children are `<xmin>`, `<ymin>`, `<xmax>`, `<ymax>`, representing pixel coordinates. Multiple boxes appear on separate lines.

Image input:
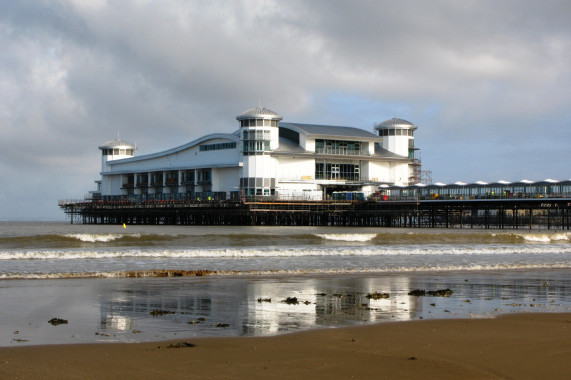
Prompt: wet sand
<box><xmin>0</xmin><ymin>313</ymin><xmax>569</xmax><ymax>379</ymax></box>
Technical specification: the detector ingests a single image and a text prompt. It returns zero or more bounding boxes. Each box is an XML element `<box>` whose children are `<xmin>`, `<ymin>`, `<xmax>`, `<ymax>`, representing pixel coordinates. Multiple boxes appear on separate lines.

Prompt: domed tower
<box><xmin>236</xmin><ymin>106</ymin><xmax>282</xmax><ymax>197</ymax></box>
<box><xmin>98</xmin><ymin>138</ymin><xmax>136</xmax><ymax>172</ymax></box>
<box><xmin>375</xmin><ymin>118</ymin><xmax>421</xmax><ymax>184</ymax></box>
<box><xmin>374</xmin><ymin>118</ymin><xmax>417</xmax><ymax>157</ymax></box>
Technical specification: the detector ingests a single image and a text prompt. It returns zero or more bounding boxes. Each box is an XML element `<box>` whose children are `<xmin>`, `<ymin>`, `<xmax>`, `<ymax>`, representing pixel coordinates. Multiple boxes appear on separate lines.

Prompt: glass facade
<box><xmin>378</xmin><ymin>129</ymin><xmax>414</xmax><ymax>137</ymax></box>
<box><xmin>315</xmin><ymin>139</ymin><xmax>366</xmax><ymax>156</ymax></box>
<box><xmin>242</xmin><ymin>129</ymin><xmax>271</xmax><ymax>154</ymax></box>
<box><xmin>315</xmin><ymin>162</ymin><xmax>360</xmax><ymax>181</ymax></box>
<box><xmin>102</xmin><ymin>149</ymin><xmax>134</xmax><ymax>156</ymax></box>
<box><xmin>199</xmin><ymin>142</ymin><xmax>236</xmax><ymax>151</ymax></box>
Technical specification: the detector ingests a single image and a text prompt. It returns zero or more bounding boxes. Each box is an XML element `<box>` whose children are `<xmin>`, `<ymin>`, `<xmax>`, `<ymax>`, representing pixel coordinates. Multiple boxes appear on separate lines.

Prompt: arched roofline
<box><xmin>108</xmin><ymin>133</ymin><xmax>238</xmax><ymax>164</ymax></box>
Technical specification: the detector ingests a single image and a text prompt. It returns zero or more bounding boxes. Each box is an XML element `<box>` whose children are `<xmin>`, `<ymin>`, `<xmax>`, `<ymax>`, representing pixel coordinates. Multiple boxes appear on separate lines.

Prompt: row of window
<box><xmin>131</xmin><ymin>169</ymin><xmax>212</xmax><ymax>186</ymax></box>
<box><xmin>315</xmin><ymin>163</ymin><xmax>360</xmax><ymax>181</ymax></box>
<box><xmin>102</xmin><ymin>148</ymin><xmax>134</xmax><ymax>156</ymax></box>
<box><xmin>378</xmin><ymin>129</ymin><xmax>414</xmax><ymax>137</ymax></box>
<box><xmin>239</xmin><ymin>119</ymin><xmax>279</xmax><ymax>128</ymax></box>
<box><xmin>199</xmin><ymin>142</ymin><xmax>236</xmax><ymax>151</ymax></box>
<box><xmin>243</xmin><ymin>129</ymin><xmax>271</xmax><ymax>140</ymax></box>
<box><xmin>243</xmin><ymin>140</ymin><xmax>271</xmax><ymax>153</ymax></box>
<box><xmin>315</xmin><ymin>139</ymin><xmax>364</xmax><ymax>156</ymax></box>
<box><xmin>243</xmin><ymin>188</ymin><xmax>275</xmax><ymax>196</ymax></box>
<box><xmin>240</xmin><ymin>177</ymin><xmax>277</xmax><ymax>188</ymax></box>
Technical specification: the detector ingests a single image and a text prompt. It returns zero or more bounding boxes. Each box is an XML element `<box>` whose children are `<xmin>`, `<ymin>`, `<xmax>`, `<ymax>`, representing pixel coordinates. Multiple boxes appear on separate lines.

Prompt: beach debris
<box><xmin>12</xmin><ymin>339</ymin><xmax>29</xmax><ymax>343</ymax></box>
<box><xmin>430</xmin><ymin>303</ymin><xmax>436</xmax><ymax>307</ymax></box>
<box><xmin>132</xmin><ymin>330</ymin><xmax>142</xmax><ymax>334</ymax></box>
<box><xmin>198</xmin><ymin>317</ymin><xmax>206</xmax><ymax>321</ymax></box>
<box><xmin>283</xmin><ymin>297</ymin><xmax>299</xmax><ymax>305</ymax></box>
<box><xmin>463</xmin><ymin>299</ymin><xmax>471</xmax><ymax>303</ymax></box>
<box><xmin>408</xmin><ymin>356</ymin><xmax>417</xmax><ymax>360</ymax></box>
<box><xmin>366</xmin><ymin>292</ymin><xmax>390</xmax><ymax>300</ymax></box>
<box><xmin>166</xmin><ymin>342</ymin><xmax>196</xmax><ymax>349</ymax></box>
<box><xmin>150</xmin><ymin>309</ymin><xmax>175</xmax><ymax>317</ymax></box>
<box><xmin>13</xmin><ymin>331</ymin><xmax>19</xmax><ymax>334</ymax></box>
<box><xmin>316</xmin><ymin>293</ymin><xmax>327</xmax><ymax>296</ymax></box>
<box><xmin>48</xmin><ymin>318</ymin><xmax>68</xmax><ymax>326</ymax></box>
<box><xmin>408</xmin><ymin>288</ymin><xmax>453</xmax><ymax>297</ymax></box>
<box><xmin>187</xmin><ymin>320</ymin><xmax>200</xmax><ymax>324</ymax></box>
<box><xmin>257</xmin><ymin>298</ymin><xmax>272</xmax><ymax>303</ymax></box>
<box><xmin>216</xmin><ymin>323</ymin><xmax>230</xmax><ymax>328</ymax></box>
<box><xmin>95</xmin><ymin>332</ymin><xmax>112</xmax><ymax>337</ymax></box>
<box><xmin>303</xmin><ymin>300</ymin><xmax>311</xmax><ymax>305</ymax></box>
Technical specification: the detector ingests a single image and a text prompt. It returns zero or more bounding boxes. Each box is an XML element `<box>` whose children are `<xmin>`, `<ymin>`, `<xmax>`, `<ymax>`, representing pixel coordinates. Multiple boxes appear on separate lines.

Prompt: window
<box><xmin>242</xmin><ymin>129</ymin><xmax>271</xmax><ymax>153</ymax></box>
<box><xmin>315</xmin><ymin>139</ymin><xmax>363</xmax><ymax>155</ymax></box>
<box><xmin>315</xmin><ymin>162</ymin><xmax>360</xmax><ymax>181</ymax></box>
<box><xmin>199</xmin><ymin>142</ymin><xmax>237</xmax><ymax>151</ymax></box>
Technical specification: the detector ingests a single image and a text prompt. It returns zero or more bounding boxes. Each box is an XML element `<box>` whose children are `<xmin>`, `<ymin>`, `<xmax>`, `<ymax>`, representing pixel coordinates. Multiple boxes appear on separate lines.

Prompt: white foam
<box><xmin>63</xmin><ymin>233</ymin><xmax>140</xmax><ymax>242</ymax></box>
<box><xmin>2</xmin><ymin>244</ymin><xmax>571</xmax><ymax>261</ymax></box>
<box><xmin>521</xmin><ymin>233</ymin><xmax>570</xmax><ymax>243</ymax></box>
<box><xmin>314</xmin><ymin>233</ymin><xmax>377</xmax><ymax>242</ymax></box>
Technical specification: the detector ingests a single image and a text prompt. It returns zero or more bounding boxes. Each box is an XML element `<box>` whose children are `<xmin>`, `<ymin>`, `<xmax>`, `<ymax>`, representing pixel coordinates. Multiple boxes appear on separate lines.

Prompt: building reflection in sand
<box><xmin>96</xmin><ymin>271</ymin><xmax>571</xmax><ymax>339</ymax></box>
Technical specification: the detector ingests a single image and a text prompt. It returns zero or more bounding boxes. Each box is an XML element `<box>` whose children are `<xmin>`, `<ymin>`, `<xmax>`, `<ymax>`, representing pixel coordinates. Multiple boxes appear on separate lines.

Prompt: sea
<box><xmin>1</xmin><ymin>221</ymin><xmax>570</xmax><ymax>346</ymax></box>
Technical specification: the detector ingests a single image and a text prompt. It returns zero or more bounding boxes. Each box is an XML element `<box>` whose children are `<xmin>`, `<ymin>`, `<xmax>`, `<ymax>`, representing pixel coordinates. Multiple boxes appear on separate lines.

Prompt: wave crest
<box><xmin>63</xmin><ymin>233</ymin><xmax>141</xmax><ymax>242</ymax></box>
<box><xmin>314</xmin><ymin>233</ymin><xmax>377</xmax><ymax>242</ymax></box>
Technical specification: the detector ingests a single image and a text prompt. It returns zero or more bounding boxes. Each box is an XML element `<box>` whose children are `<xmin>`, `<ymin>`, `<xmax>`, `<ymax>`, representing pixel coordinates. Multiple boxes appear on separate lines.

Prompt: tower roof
<box><xmin>236</xmin><ymin>106</ymin><xmax>282</xmax><ymax>121</ymax></box>
<box><xmin>98</xmin><ymin>138</ymin><xmax>136</xmax><ymax>150</ymax></box>
<box><xmin>374</xmin><ymin>118</ymin><xmax>417</xmax><ymax>130</ymax></box>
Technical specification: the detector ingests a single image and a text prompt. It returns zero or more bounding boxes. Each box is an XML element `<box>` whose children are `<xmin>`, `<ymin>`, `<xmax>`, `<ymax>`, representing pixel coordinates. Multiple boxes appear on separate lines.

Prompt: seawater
<box><xmin>1</xmin><ymin>221</ymin><xmax>571</xmax><ymax>346</ymax></box>
<box><xmin>0</xmin><ymin>221</ymin><xmax>570</xmax><ymax>279</ymax></box>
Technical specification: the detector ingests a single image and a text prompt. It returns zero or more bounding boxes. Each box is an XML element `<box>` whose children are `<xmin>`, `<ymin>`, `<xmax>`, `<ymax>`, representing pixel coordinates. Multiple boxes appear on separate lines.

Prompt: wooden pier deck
<box><xmin>58</xmin><ymin>198</ymin><xmax>571</xmax><ymax>229</ymax></box>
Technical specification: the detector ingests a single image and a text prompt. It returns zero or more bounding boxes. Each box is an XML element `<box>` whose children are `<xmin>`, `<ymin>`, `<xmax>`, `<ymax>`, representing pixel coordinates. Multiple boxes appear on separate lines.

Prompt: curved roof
<box><xmin>236</xmin><ymin>106</ymin><xmax>282</xmax><ymax>121</ymax></box>
<box><xmin>106</xmin><ymin>133</ymin><xmax>238</xmax><ymax>165</ymax></box>
<box><xmin>280</xmin><ymin>122</ymin><xmax>382</xmax><ymax>140</ymax></box>
<box><xmin>98</xmin><ymin>138</ymin><xmax>136</xmax><ymax>150</ymax></box>
<box><xmin>374</xmin><ymin>118</ymin><xmax>417</xmax><ymax>130</ymax></box>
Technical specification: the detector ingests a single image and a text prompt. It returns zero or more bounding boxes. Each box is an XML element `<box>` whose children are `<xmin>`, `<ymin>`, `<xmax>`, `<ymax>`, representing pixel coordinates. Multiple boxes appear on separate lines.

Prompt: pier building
<box><xmin>92</xmin><ymin>107</ymin><xmax>420</xmax><ymax>202</ymax></box>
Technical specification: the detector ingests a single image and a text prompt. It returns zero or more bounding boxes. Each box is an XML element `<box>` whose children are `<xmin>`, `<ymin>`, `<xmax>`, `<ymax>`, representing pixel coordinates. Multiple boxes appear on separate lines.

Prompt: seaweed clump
<box><xmin>150</xmin><ymin>309</ymin><xmax>175</xmax><ymax>317</ymax></box>
<box><xmin>408</xmin><ymin>288</ymin><xmax>453</xmax><ymax>297</ymax></box>
<box><xmin>48</xmin><ymin>318</ymin><xmax>68</xmax><ymax>326</ymax></box>
<box><xmin>166</xmin><ymin>342</ymin><xmax>196</xmax><ymax>349</ymax></box>
<box><xmin>366</xmin><ymin>292</ymin><xmax>390</xmax><ymax>300</ymax></box>
<box><xmin>283</xmin><ymin>297</ymin><xmax>299</xmax><ymax>305</ymax></box>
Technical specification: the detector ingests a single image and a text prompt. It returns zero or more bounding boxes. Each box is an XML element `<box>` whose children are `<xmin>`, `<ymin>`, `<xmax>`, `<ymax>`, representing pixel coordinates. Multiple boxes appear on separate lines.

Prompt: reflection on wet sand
<box><xmin>2</xmin><ymin>270</ymin><xmax>570</xmax><ymax>346</ymax></box>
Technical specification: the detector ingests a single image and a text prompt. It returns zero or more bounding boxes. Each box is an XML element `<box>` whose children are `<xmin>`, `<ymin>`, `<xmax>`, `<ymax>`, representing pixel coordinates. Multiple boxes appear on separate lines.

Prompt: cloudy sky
<box><xmin>1</xmin><ymin>0</ymin><xmax>569</xmax><ymax>220</ymax></box>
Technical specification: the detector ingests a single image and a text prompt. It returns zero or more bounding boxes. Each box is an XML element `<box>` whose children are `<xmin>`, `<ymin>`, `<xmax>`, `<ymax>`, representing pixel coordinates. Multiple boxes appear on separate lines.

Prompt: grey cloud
<box><xmin>0</xmin><ymin>0</ymin><xmax>569</xmax><ymax>219</ymax></box>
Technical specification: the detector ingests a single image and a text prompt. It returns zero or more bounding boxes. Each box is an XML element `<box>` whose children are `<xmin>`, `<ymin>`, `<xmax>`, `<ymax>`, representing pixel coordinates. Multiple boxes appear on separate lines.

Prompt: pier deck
<box><xmin>58</xmin><ymin>198</ymin><xmax>571</xmax><ymax>229</ymax></box>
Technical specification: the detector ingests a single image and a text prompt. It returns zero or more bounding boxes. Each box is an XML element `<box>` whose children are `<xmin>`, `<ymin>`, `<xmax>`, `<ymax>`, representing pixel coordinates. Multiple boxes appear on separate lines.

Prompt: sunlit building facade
<box><xmin>94</xmin><ymin>107</ymin><xmax>420</xmax><ymax>201</ymax></box>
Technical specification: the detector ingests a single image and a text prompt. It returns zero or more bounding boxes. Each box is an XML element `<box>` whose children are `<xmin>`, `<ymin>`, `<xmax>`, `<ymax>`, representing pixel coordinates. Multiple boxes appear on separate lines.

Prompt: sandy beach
<box><xmin>1</xmin><ymin>313</ymin><xmax>569</xmax><ymax>379</ymax></box>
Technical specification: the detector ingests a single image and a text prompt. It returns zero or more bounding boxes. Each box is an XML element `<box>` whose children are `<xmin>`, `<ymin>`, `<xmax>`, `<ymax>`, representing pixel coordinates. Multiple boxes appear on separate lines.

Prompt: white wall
<box><xmin>367</xmin><ymin>161</ymin><xmax>391</xmax><ymax>182</ymax></box>
<box><xmin>277</xmin><ymin>157</ymin><xmax>315</xmax><ymax>181</ymax></box>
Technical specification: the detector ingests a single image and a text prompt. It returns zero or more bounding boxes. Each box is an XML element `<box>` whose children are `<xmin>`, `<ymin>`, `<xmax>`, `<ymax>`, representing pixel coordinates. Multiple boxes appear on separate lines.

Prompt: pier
<box><xmin>58</xmin><ymin>198</ymin><xmax>571</xmax><ymax>229</ymax></box>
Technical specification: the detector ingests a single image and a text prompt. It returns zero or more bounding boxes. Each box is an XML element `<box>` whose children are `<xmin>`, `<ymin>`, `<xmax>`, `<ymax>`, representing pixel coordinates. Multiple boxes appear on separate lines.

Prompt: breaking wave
<box><xmin>2</xmin><ymin>244</ymin><xmax>571</xmax><ymax>261</ymax></box>
<box><xmin>314</xmin><ymin>233</ymin><xmax>377</xmax><ymax>242</ymax></box>
<box><xmin>63</xmin><ymin>233</ymin><xmax>141</xmax><ymax>242</ymax></box>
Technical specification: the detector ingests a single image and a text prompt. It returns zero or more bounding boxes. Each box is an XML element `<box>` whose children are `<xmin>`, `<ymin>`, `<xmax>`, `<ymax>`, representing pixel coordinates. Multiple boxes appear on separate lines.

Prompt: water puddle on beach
<box><xmin>1</xmin><ymin>269</ymin><xmax>570</xmax><ymax>347</ymax></box>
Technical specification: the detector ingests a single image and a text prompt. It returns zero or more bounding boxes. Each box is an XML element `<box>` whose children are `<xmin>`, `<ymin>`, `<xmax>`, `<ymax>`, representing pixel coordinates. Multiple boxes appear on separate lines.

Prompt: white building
<box><xmin>93</xmin><ymin>107</ymin><xmax>420</xmax><ymax>201</ymax></box>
